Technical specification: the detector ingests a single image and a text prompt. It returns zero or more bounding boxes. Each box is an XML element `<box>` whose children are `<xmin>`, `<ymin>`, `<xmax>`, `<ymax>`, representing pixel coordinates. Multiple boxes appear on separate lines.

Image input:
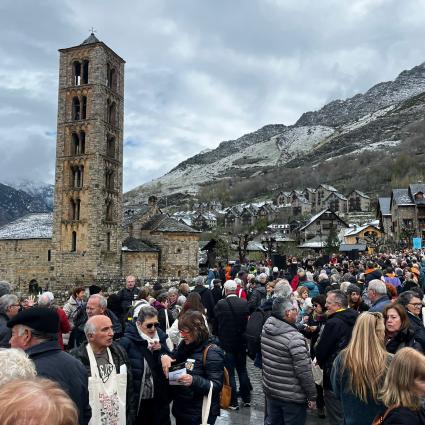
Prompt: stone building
<box><xmin>347</xmin><ymin>190</ymin><xmax>371</xmax><ymax>212</ymax></box>
<box><xmin>315</xmin><ymin>184</ymin><xmax>339</xmax><ymax>210</ymax></box>
<box><xmin>0</xmin><ymin>34</ymin><xmax>199</xmax><ymax>292</ymax></box>
<box><xmin>323</xmin><ymin>192</ymin><xmax>348</xmax><ymax>214</ymax></box>
<box><xmin>377</xmin><ymin>197</ymin><xmax>392</xmax><ymax>238</ymax></box>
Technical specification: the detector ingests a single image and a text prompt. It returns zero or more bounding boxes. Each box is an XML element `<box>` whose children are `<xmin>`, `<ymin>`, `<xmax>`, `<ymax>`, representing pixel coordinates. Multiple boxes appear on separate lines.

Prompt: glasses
<box><xmin>408</xmin><ymin>303</ymin><xmax>423</xmax><ymax>309</ymax></box>
<box><xmin>145</xmin><ymin>322</ymin><xmax>160</xmax><ymax>329</ymax></box>
<box><xmin>313</xmin><ymin>304</ymin><xmax>319</xmax><ymax>308</ymax></box>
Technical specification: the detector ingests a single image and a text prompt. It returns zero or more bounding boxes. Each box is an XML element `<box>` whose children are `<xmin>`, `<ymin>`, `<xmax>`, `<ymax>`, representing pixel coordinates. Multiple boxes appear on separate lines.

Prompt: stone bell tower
<box><xmin>52</xmin><ymin>33</ymin><xmax>125</xmax><ymax>286</ymax></box>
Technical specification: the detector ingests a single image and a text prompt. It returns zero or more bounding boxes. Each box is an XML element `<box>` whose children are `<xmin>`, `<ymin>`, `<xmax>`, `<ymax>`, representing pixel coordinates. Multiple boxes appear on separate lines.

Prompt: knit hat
<box><xmin>347</xmin><ymin>284</ymin><xmax>361</xmax><ymax>295</ymax></box>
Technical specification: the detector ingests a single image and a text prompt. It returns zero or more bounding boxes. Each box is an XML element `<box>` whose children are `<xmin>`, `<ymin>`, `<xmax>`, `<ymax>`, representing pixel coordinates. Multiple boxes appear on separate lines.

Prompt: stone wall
<box><xmin>122</xmin><ymin>251</ymin><xmax>159</xmax><ymax>279</ymax></box>
<box><xmin>0</xmin><ymin>238</ymin><xmax>54</xmax><ymax>293</ymax></box>
<box><xmin>140</xmin><ymin>231</ymin><xmax>199</xmax><ymax>278</ymax></box>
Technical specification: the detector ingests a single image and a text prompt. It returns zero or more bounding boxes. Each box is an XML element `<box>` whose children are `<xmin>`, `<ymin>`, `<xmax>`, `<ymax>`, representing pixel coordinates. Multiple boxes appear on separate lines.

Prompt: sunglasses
<box><xmin>145</xmin><ymin>322</ymin><xmax>160</xmax><ymax>329</ymax></box>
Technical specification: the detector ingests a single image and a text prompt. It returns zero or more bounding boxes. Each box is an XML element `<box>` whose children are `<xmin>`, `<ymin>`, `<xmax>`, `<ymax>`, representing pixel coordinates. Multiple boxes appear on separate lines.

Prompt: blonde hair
<box><xmin>0</xmin><ymin>378</ymin><xmax>78</xmax><ymax>425</ymax></box>
<box><xmin>380</xmin><ymin>347</ymin><xmax>425</xmax><ymax>410</ymax></box>
<box><xmin>340</xmin><ymin>312</ymin><xmax>389</xmax><ymax>402</ymax></box>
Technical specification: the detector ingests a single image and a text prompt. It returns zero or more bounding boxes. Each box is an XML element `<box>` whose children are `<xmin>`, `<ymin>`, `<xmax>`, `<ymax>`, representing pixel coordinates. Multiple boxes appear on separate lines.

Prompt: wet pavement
<box><xmin>172</xmin><ymin>358</ymin><xmax>324</xmax><ymax>424</ymax></box>
<box><xmin>215</xmin><ymin>359</ymin><xmax>323</xmax><ymax>425</ymax></box>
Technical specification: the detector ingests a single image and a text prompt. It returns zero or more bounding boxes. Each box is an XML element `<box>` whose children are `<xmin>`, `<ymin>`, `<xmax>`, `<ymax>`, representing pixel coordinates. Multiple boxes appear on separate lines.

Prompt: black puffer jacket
<box><xmin>386</xmin><ymin>326</ymin><xmax>423</xmax><ymax>354</ymax></box>
<box><xmin>171</xmin><ymin>339</ymin><xmax>224</xmax><ymax>423</ymax></box>
<box><xmin>382</xmin><ymin>406</ymin><xmax>425</xmax><ymax>425</ymax></box>
<box><xmin>316</xmin><ymin>308</ymin><xmax>358</xmax><ymax>389</ymax></box>
<box><xmin>247</xmin><ymin>286</ymin><xmax>267</xmax><ymax>313</ymax></box>
<box><xmin>118</xmin><ymin>323</ymin><xmax>170</xmax><ymax>410</ymax></box>
<box><xmin>70</xmin><ymin>341</ymin><xmax>136</xmax><ymax>425</ymax></box>
<box><xmin>192</xmin><ymin>285</ymin><xmax>215</xmax><ymax>321</ymax></box>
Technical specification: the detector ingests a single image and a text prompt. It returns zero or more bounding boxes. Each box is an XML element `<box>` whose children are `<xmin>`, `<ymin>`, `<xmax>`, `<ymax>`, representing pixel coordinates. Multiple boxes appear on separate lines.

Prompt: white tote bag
<box><xmin>86</xmin><ymin>344</ymin><xmax>127</xmax><ymax>425</ymax></box>
<box><xmin>165</xmin><ymin>311</ymin><xmax>174</xmax><ymax>351</ymax></box>
<box><xmin>200</xmin><ymin>381</ymin><xmax>213</xmax><ymax>425</ymax></box>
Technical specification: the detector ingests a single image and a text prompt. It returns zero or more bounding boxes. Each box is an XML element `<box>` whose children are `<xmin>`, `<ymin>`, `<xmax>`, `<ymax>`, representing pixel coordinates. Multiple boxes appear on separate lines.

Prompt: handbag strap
<box><xmin>201</xmin><ymin>381</ymin><xmax>213</xmax><ymax>425</ymax></box>
<box><xmin>203</xmin><ymin>344</ymin><xmax>213</xmax><ymax>368</ymax></box>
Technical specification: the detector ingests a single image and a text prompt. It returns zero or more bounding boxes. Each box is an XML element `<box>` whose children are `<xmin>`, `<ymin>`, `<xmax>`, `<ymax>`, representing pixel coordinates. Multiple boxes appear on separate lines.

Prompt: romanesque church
<box><xmin>0</xmin><ymin>34</ymin><xmax>199</xmax><ymax>293</ymax></box>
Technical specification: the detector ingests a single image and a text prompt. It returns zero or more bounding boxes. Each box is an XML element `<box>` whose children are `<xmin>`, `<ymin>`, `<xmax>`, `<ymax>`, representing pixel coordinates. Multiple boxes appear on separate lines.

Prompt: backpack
<box><xmin>244</xmin><ymin>306</ymin><xmax>271</xmax><ymax>360</ymax></box>
<box><xmin>203</xmin><ymin>344</ymin><xmax>231</xmax><ymax>410</ymax></box>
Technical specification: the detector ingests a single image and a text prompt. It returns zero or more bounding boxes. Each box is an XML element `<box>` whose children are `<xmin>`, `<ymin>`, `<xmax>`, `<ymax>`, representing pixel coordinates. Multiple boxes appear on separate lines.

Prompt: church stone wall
<box><xmin>121</xmin><ymin>252</ymin><xmax>159</xmax><ymax>280</ymax></box>
<box><xmin>140</xmin><ymin>232</ymin><xmax>199</xmax><ymax>278</ymax></box>
<box><xmin>0</xmin><ymin>239</ymin><xmax>54</xmax><ymax>293</ymax></box>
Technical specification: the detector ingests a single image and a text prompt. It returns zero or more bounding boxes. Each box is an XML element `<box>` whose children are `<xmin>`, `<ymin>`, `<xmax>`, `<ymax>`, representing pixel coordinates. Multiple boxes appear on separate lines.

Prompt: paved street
<box><xmin>170</xmin><ymin>358</ymin><xmax>324</xmax><ymax>425</ymax></box>
<box><xmin>215</xmin><ymin>359</ymin><xmax>323</xmax><ymax>425</ymax></box>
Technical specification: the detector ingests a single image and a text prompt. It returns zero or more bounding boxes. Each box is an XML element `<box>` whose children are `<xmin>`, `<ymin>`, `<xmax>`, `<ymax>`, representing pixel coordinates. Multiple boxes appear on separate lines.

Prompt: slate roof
<box><xmin>378</xmin><ymin>197</ymin><xmax>391</xmax><ymax>215</ymax></box>
<box><xmin>80</xmin><ymin>33</ymin><xmax>101</xmax><ymax>45</ymax></box>
<box><xmin>121</xmin><ymin>237</ymin><xmax>159</xmax><ymax>252</ymax></box>
<box><xmin>409</xmin><ymin>183</ymin><xmax>425</xmax><ymax>196</ymax></box>
<box><xmin>318</xmin><ymin>184</ymin><xmax>338</xmax><ymax>192</ymax></box>
<box><xmin>299</xmin><ymin>209</ymin><xmax>348</xmax><ymax>231</ymax></box>
<box><xmin>123</xmin><ymin>205</ymin><xmax>149</xmax><ymax>227</ymax></box>
<box><xmin>350</xmin><ymin>190</ymin><xmax>371</xmax><ymax>199</ymax></box>
<box><xmin>344</xmin><ymin>224</ymin><xmax>380</xmax><ymax>237</ymax></box>
<box><xmin>0</xmin><ymin>213</ymin><xmax>53</xmax><ymax>240</ymax></box>
<box><xmin>141</xmin><ymin>214</ymin><xmax>199</xmax><ymax>233</ymax></box>
<box><xmin>298</xmin><ymin>236</ymin><xmax>326</xmax><ymax>249</ymax></box>
<box><xmin>325</xmin><ymin>192</ymin><xmax>348</xmax><ymax>201</ymax></box>
<box><xmin>392</xmin><ymin>189</ymin><xmax>414</xmax><ymax>206</ymax></box>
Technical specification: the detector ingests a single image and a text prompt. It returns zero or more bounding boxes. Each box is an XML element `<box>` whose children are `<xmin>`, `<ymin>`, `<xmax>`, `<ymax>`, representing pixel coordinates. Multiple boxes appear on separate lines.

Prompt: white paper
<box><xmin>168</xmin><ymin>367</ymin><xmax>187</xmax><ymax>386</ymax></box>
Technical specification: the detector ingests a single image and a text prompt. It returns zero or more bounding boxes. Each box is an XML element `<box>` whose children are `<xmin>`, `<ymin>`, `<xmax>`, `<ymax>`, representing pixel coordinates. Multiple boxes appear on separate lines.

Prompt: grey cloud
<box><xmin>1</xmin><ymin>0</ymin><xmax>425</xmax><ymax>192</ymax></box>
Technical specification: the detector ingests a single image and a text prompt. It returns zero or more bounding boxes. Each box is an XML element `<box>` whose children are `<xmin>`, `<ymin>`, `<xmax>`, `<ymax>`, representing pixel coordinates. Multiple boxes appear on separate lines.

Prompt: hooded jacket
<box><xmin>316</xmin><ymin>308</ymin><xmax>358</xmax><ymax>389</ymax></box>
<box><xmin>298</xmin><ymin>280</ymin><xmax>320</xmax><ymax>298</ymax></box>
<box><xmin>261</xmin><ymin>314</ymin><xmax>317</xmax><ymax>404</ymax></box>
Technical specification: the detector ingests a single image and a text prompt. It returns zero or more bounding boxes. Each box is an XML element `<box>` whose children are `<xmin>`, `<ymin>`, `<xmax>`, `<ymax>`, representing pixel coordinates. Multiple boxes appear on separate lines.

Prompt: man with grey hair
<box><xmin>0</xmin><ymin>348</ymin><xmax>36</xmax><ymax>386</ymax></box>
<box><xmin>316</xmin><ymin>290</ymin><xmax>358</xmax><ymax>425</ymax></box>
<box><xmin>262</xmin><ymin>297</ymin><xmax>316</xmax><ymax>424</ymax></box>
<box><xmin>117</xmin><ymin>275</ymin><xmax>140</xmax><ymax>320</ymax></box>
<box><xmin>192</xmin><ymin>275</ymin><xmax>215</xmax><ymax>321</ymax></box>
<box><xmin>71</xmin><ymin>315</ymin><xmax>135</xmax><ymax>424</ymax></box>
<box><xmin>0</xmin><ymin>294</ymin><xmax>20</xmax><ymax>347</ymax></box>
<box><xmin>367</xmin><ymin>279</ymin><xmax>391</xmax><ymax>312</ymax></box>
<box><xmin>69</xmin><ymin>294</ymin><xmax>122</xmax><ymax>349</ymax></box>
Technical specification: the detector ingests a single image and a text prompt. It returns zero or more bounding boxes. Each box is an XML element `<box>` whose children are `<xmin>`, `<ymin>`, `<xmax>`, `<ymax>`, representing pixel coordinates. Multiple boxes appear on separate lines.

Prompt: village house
<box><xmin>347</xmin><ymin>190</ymin><xmax>371</xmax><ymax>212</ymax></box>
<box><xmin>323</xmin><ymin>192</ymin><xmax>348</xmax><ymax>214</ymax></box>
<box><xmin>377</xmin><ymin>197</ymin><xmax>392</xmax><ymax>238</ymax></box>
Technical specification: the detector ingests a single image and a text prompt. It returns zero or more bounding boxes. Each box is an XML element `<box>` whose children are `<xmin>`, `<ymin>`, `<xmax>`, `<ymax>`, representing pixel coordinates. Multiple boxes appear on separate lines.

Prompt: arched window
<box><xmin>73</xmin><ymin>61</ymin><xmax>81</xmax><ymax>86</ymax></box>
<box><xmin>105</xmin><ymin>170</ymin><xmax>114</xmax><ymax>190</ymax></box>
<box><xmin>71</xmin><ymin>231</ymin><xmax>77</xmax><ymax>252</ymax></box>
<box><xmin>106</xmin><ymin>232</ymin><xmax>111</xmax><ymax>251</ymax></box>
<box><xmin>70</xmin><ymin>198</ymin><xmax>76</xmax><ymax>220</ymax></box>
<box><xmin>107</xmin><ymin>136</ymin><xmax>115</xmax><ymax>157</ymax></box>
<box><xmin>82</xmin><ymin>60</ymin><xmax>89</xmax><ymax>84</ymax></box>
<box><xmin>71</xmin><ymin>166</ymin><xmax>83</xmax><ymax>188</ymax></box>
<box><xmin>76</xmin><ymin>199</ymin><xmax>81</xmax><ymax>220</ymax></box>
<box><xmin>107</xmin><ymin>101</ymin><xmax>116</xmax><ymax>126</ymax></box>
<box><xmin>106</xmin><ymin>63</ymin><xmax>116</xmax><ymax>89</ymax></box>
<box><xmin>81</xmin><ymin>96</ymin><xmax>87</xmax><ymax>119</ymax></box>
<box><xmin>106</xmin><ymin>200</ymin><xmax>113</xmax><ymax>221</ymax></box>
<box><xmin>79</xmin><ymin>131</ymin><xmax>86</xmax><ymax>154</ymax></box>
<box><xmin>72</xmin><ymin>97</ymin><xmax>80</xmax><ymax>120</ymax></box>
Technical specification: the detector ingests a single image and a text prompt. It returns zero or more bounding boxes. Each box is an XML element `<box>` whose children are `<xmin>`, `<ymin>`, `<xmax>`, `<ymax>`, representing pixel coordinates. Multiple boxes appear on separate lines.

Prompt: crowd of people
<box><xmin>0</xmin><ymin>250</ymin><xmax>425</xmax><ymax>425</ymax></box>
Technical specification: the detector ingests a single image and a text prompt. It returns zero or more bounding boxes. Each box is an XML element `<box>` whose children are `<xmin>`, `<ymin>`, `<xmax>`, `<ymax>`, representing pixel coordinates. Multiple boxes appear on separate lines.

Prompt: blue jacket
<box><xmin>299</xmin><ymin>280</ymin><xmax>320</xmax><ymax>298</ymax></box>
<box><xmin>331</xmin><ymin>352</ymin><xmax>388</xmax><ymax>425</ymax></box>
<box><xmin>118</xmin><ymin>322</ymin><xmax>170</xmax><ymax>411</ymax></box>
<box><xmin>26</xmin><ymin>340</ymin><xmax>91</xmax><ymax>425</ymax></box>
<box><xmin>369</xmin><ymin>295</ymin><xmax>391</xmax><ymax>313</ymax></box>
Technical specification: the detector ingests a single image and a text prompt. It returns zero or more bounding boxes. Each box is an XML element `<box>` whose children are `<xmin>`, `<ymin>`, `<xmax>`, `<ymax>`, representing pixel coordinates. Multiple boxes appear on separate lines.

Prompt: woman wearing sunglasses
<box><xmin>118</xmin><ymin>305</ymin><xmax>171</xmax><ymax>425</ymax></box>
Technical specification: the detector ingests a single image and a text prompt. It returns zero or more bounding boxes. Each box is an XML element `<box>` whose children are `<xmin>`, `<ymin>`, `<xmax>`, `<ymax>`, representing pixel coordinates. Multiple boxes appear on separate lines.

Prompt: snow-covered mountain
<box><xmin>0</xmin><ymin>182</ymin><xmax>53</xmax><ymax>226</ymax></box>
<box><xmin>125</xmin><ymin>62</ymin><xmax>425</xmax><ymax>206</ymax></box>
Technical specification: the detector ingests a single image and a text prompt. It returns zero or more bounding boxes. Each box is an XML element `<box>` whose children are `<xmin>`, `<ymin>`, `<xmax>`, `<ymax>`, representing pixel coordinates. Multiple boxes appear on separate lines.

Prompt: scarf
<box><xmin>136</xmin><ymin>325</ymin><xmax>159</xmax><ymax>351</ymax></box>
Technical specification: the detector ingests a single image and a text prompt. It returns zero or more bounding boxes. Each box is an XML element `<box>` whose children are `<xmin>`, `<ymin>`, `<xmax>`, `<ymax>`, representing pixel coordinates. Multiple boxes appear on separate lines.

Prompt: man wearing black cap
<box><xmin>8</xmin><ymin>306</ymin><xmax>91</xmax><ymax>425</ymax></box>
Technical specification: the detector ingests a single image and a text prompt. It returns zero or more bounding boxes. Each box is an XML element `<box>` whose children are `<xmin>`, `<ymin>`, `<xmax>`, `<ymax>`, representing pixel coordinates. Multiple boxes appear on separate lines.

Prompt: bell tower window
<box><xmin>82</xmin><ymin>60</ymin><xmax>89</xmax><ymax>84</ymax></box>
<box><xmin>71</xmin><ymin>166</ymin><xmax>84</xmax><ymax>188</ymax></box>
<box><xmin>71</xmin><ymin>231</ymin><xmax>77</xmax><ymax>252</ymax></box>
<box><xmin>107</xmin><ymin>100</ymin><xmax>116</xmax><ymax>126</ymax></box>
<box><xmin>106</xmin><ymin>200</ymin><xmax>113</xmax><ymax>222</ymax></box>
<box><xmin>72</xmin><ymin>97</ymin><xmax>80</xmax><ymax>120</ymax></box>
<box><xmin>73</xmin><ymin>61</ymin><xmax>81</xmax><ymax>86</ymax></box>
<box><xmin>71</xmin><ymin>131</ymin><xmax>85</xmax><ymax>155</ymax></box>
<box><xmin>107</xmin><ymin>136</ymin><xmax>115</xmax><ymax>157</ymax></box>
<box><xmin>81</xmin><ymin>96</ymin><xmax>87</xmax><ymax>119</ymax></box>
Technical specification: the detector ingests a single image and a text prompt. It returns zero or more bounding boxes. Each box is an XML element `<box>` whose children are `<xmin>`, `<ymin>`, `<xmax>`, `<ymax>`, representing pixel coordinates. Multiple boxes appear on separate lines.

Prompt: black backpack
<box><xmin>244</xmin><ymin>306</ymin><xmax>272</xmax><ymax>360</ymax></box>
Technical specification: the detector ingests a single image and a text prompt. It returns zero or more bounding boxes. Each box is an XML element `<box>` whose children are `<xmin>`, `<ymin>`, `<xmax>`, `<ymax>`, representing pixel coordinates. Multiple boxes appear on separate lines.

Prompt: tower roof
<box><xmin>80</xmin><ymin>32</ymin><xmax>100</xmax><ymax>46</ymax></box>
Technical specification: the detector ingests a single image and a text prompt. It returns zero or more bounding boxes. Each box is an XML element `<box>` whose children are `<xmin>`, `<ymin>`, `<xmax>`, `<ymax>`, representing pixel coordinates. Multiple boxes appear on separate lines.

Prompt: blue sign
<box><xmin>413</xmin><ymin>237</ymin><xmax>422</xmax><ymax>249</ymax></box>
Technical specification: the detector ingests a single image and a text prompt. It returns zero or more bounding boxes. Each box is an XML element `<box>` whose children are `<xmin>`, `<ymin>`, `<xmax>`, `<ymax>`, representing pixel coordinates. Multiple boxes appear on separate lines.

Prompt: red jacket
<box><xmin>290</xmin><ymin>275</ymin><xmax>299</xmax><ymax>291</ymax></box>
<box><xmin>56</xmin><ymin>307</ymin><xmax>71</xmax><ymax>350</ymax></box>
<box><xmin>236</xmin><ymin>285</ymin><xmax>247</xmax><ymax>300</ymax></box>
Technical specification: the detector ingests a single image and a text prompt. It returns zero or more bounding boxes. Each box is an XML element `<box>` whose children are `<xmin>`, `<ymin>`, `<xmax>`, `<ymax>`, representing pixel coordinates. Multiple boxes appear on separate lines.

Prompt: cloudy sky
<box><xmin>1</xmin><ymin>0</ymin><xmax>425</xmax><ymax>191</ymax></box>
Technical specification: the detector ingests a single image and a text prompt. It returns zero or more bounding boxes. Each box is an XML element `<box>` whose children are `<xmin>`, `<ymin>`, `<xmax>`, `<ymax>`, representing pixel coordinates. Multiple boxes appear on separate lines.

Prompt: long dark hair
<box><xmin>181</xmin><ymin>292</ymin><xmax>205</xmax><ymax>315</ymax></box>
